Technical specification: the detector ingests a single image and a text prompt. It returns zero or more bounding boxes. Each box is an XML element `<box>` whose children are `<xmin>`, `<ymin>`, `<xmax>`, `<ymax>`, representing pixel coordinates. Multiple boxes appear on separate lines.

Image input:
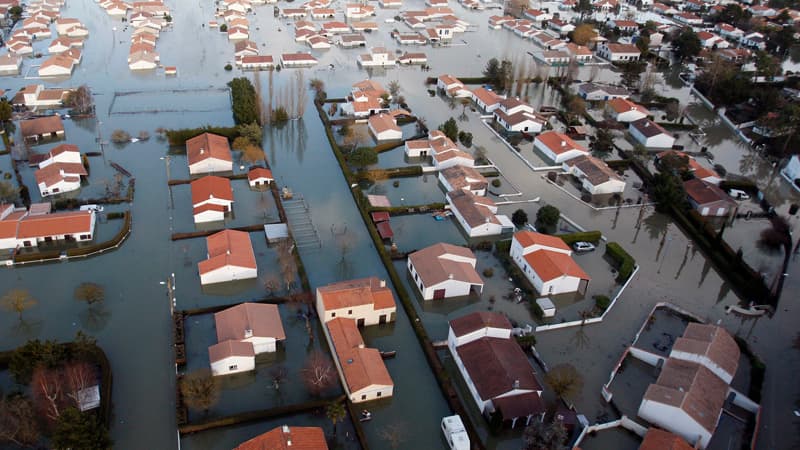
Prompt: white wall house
<box><xmin>408</xmin><ymin>243</ymin><xmax>483</xmax><ymax>300</ymax></box>
<box><xmin>187</xmin><ymin>133</ymin><xmax>233</xmax><ymax>175</ymax></box>
<box><xmin>35</xmin><ymin>163</ymin><xmax>86</xmax><ymax>197</ymax></box>
<box><xmin>629</xmin><ymin>119</ymin><xmax>675</xmax><ymax>149</ymax></box>
<box><xmin>533</xmin><ymin>131</ymin><xmax>589</xmax><ymax>164</ymax></box>
<box><xmin>563</xmin><ymin>155</ymin><xmax>626</xmax><ymax>195</ymax></box>
<box><xmin>446</xmin><ymin>190</ymin><xmax>513</xmax><ymax>238</ymax></box>
<box><xmin>191</xmin><ymin>176</ymin><xmax>234</xmax><ymax>224</ymax></box>
<box><xmin>316</xmin><ymin>277</ymin><xmax>397</xmax><ymax>326</ymax></box>
<box><xmin>368</xmin><ymin>113</ymin><xmax>402</xmax><ymax>141</ymax></box>
<box><xmin>209</xmin><ymin>341</ymin><xmax>255</xmax><ymax>376</ymax></box>
<box><xmin>447</xmin><ymin>311</ymin><xmax>545</xmax><ymax>428</ymax></box>
<box><xmin>510</xmin><ymin>231</ymin><xmax>590</xmax><ymax>296</ymax></box>
<box><xmin>198</xmin><ymin>230</ymin><xmax>258</xmax><ymax>285</ymax></box>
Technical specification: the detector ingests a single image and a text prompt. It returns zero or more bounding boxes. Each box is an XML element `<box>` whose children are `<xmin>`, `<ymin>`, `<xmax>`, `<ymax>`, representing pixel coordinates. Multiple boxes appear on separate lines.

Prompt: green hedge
<box><xmin>594</xmin><ymin>295</ymin><xmax>611</xmax><ymax>313</ymax></box>
<box><xmin>734</xmin><ymin>336</ymin><xmax>765</xmax><ymax>402</ymax></box>
<box><xmin>605</xmin><ymin>160</ymin><xmax>631</xmax><ymax>170</ymax></box>
<box><xmin>558</xmin><ymin>230</ymin><xmax>602</xmax><ymax>245</ymax></box>
<box><xmin>165</xmin><ymin>126</ymin><xmax>239</xmax><ymax>146</ymax></box>
<box><xmin>719</xmin><ymin>179</ymin><xmax>757</xmax><ymax>193</ymax></box>
<box><xmin>371</xmin><ymin>141</ymin><xmax>404</xmax><ymax>153</ymax></box>
<box><xmin>13</xmin><ymin>249</ymin><xmax>62</xmax><ymax>263</ymax></box>
<box><xmin>655</xmin><ymin>122</ymin><xmax>696</xmax><ymax>131</ymax></box>
<box><xmin>605</xmin><ymin>242</ymin><xmax>636</xmax><ymax>282</ymax></box>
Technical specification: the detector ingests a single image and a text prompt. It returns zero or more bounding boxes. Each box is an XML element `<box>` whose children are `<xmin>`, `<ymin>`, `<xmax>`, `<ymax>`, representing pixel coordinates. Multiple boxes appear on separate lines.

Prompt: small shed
<box><xmin>367</xmin><ymin>194</ymin><xmax>391</xmax><ymax>208</ymax></box>
<box><xmin>263</xmin><ymin>223</ymin><xmax>289</xmax><ymax>243</ymax></box>
<box><xmin>376</xmin><ymin>221</ymin><xmax>394</xmax><ymax>241</ymax></box>
<box><xmin>371</xmin><ymin>211</ymin><xmax>390</xmax><ymax>223</ymax></box>
<box><xmin>535</xmin><ymin>297</ymin><xmax>556</xmax><ymax>318</ymax></box>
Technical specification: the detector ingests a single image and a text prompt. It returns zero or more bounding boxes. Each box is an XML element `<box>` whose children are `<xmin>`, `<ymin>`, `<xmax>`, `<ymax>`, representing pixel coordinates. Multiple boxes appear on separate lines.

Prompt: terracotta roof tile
<box><xmin>190</xmin><ymin>176</ymin><xmax>233</xmax><ymax>206</ymax></box>
<box><xmin>456</xmin><ymin>336</ymin><xmax>542</xmax><ymax>399</ymax></box>
<box><xmin>513</xmin><ymin>230</ymin><xmax>570</xmax><ymax>252</ymax></box>
<box><xmin>409</xmin><ymin>243</ymin><xmax>482</xmax><ymax>287</ymax></box>
<box><xmin>523</xmin><ymin>249</ymin><xmax>590</xmax><ymax>282</ymax></box>
<box><xmin>198</xmin><ymin>229</ymin><xmax>256</xmax><ymax>275</ymax></box>
<box><xmin>317</xmin><ymin>277</ymin><xmax>396</xmax><ymax>312</ymax></box>
<box><xmin>214</xmin><ymin>303</ymin><xmax>286</xmax><ymax>342</ymax></box>
<box><xmin>234</xmin><ymin>426</ymin><xmax>328</xmax><ymax>450</ymax></box>
<box><xmin>450</xmin><ymin>311</ymin><xmax>511</xmax><ymax>337</ymax></box>
<box><xmin>186</xmin><ymin>132</ymin><xmax>232</xmax><ymax>166</ymax></box>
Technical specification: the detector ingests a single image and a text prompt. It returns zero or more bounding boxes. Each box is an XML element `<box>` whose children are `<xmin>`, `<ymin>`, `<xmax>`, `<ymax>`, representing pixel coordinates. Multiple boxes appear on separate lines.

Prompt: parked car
<box><xmin>728</xmin><ymin>189</ymin><xmax>750</xmax><ymax>200</ymax></box>
<box><xmin>79</xmin><ymin>204</ymin><xmax>104</xmax><ymax>213</ymax></box>
<box><xmin>572</xmin><ymin>242</ymin><xmax>596</xmax><ymax>252</ymax></box>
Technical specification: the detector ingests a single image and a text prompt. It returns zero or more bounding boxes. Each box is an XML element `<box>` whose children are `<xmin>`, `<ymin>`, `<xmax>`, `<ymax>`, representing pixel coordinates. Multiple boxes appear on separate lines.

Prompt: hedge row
<box><xmin>605</xmin><ymin>160</ymin><xmax>631</xmax><ymax>170</ymax></box>
<box><xmin>360</xmin><ymin>165</ymin><xmax>423</xmax><ymax>180</ymax></box>
<box><xmin>558</xmin><ymin>230</ymin><xmax>602</xmax><ymax>246</ymax></box>
<box><xmin>179</xmin><ymin>395</ymin><xmax>343</xmax><ymax>435</ymax></box>
<box><xmin>165</xmin><ymin>126</ymin><xmax>239</xmax><ymax>146</ymax></box>
<box><xmin>733</xmin><ymin>336</ymin><xmax>766</xmax><ymax>402</ymax></box>
<box><xmin>65</xmin><ymin>211</ymin><xmax>131</xmax><ymax>257</ymax></box>
<box><xmin>369</xmin><ymin>203</ymin><xmax>447</xmax><ymax>215</ymax></box>
<box><xmin>655</xmin><ymin>122</ymin><xmax>696</xmax><ymax>131</ymax></box>
<box><xmin>719</xmin><ymin>179</ymin><xmax>757</xmax><ymax>193</ymax></box>
<box><xmin>605</xmin><ymin>242</ymin><xmax>636</xmax><ymax>283</ymax></box>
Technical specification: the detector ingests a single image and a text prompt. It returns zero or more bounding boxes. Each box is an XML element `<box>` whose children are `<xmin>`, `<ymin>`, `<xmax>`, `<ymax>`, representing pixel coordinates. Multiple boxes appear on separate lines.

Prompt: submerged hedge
<box><xmin>558</xmin><ymin>230</ymin><xmax>602</xmax><ymax>246</ymax></box>
<box><xmin>165</xmin><ymin>126</ymin><xmax>239</xmax><ymax>146</ymax></box>
<box><xmin>605</xmin><ymin>241</ymin><xmax>636</xmax><ymax>282</ymax></box>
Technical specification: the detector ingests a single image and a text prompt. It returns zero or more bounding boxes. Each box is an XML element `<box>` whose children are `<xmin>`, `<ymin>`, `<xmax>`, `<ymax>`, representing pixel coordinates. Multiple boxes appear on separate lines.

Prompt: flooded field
<box><xmin>0</xmin><ymin>1</ymin><xmax>799</xmax><ymax>449</ymax></box>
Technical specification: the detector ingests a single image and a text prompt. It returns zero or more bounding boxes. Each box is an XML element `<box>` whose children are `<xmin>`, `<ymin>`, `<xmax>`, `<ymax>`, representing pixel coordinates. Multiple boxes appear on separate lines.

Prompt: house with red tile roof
<box><xmin>438</xmin><ymin>165</ymin><xmax>488</xmax><ymax>196</ymax></box>
<box><xmin>629</xmin><ymin>118</ymin><xmax>675</xmax><ymax>149</ymax></box>
<box><xmin>533</xmin><ymin>131</ymin><xmax>589</xmax><ymax>164</ymax></box>
<box><xmin>447</xmin><ymin>311</ymin><xmax>545</xmax><ymax>428</ymax></box>
<box><xmin>407</xmin><ymin>243</ymin><xmax>483</xmax><ymax>300</ymax></box>
<box><xmin>446</xmin><ymin>189</ymin><xmax>514</xmax><ymax>237</ymax></box>
<box><xmin>3</xmin><ymin>209</ymin><xmax>96</xmax><ymax>250</ymax></box>
<box><xmin>368</xmin><ymin>113</ymin><xmax>402</xmax><ymax>141</ymax></box>
<box><xmin>510</xmin><ymin>231</ymin><xmax>590</xmax><ymax>295</ymax></box>
<box><xmin>191</xmin><ymin>176</ymin><xmax>234</xmax><ymax>224</ymax></box>
<box><xmin>247</xmin><ymin>167</ymin><xmax>273</xmax><ymax>188</ymax></box>
<box><xmin>186</xmin><ymin>132</ymin><xmax>233</xmax><ymax>174</ymax></box>
<box><xmin>209</xmin><ymin>303</ymin><xmax>286</xmax><ymax>375</ymax></box>
<box><xmin>437</xmin><ymin>74</ymin><xmax>471</xmax><ymax>98</ymax></box>
<box><xmin>198</xmin><ymin>229</ymin><xmax>257</xmax><ymax>285</ymax></box>
<box><xmin>683</xmin><ymin>179</ymin><xmax>737</xmax><ymax>218</ymax></box>
<box><xmin>670</xmin><ymin>323</ymin><xmax>739</xmax><ymax>384</ymax></box>
<box><xmin>317</xmin><ymin>278</ymin><xmax>396</xmax><ymax>402</ymax></box>
<box><xmin>470</xmin><ymin>87</ymin><xmax>505</xmax><ymax>113</ymax></box>
<box><xmin>20</xmin><ymin>115</ymin><xmax>65</xmax><ymax>141</ymax></box>
<box><xmin>234</xmin><ymin>425</ymin><xmax>328</xmax><ymax>450</ymax></box>
<box><xmin>35</xmin><ymin>162</ymin><xmax>87</xmax><ymax>197</ymax></box>
<box><xmin>606</xmin><ymin>98</ymin><xmax>651</xmax><ymax>123</ymax></box>
<box><xmin>639</xmin><ymin>428</ymin><xmax>694</xmax><ymax>450</ymax></box>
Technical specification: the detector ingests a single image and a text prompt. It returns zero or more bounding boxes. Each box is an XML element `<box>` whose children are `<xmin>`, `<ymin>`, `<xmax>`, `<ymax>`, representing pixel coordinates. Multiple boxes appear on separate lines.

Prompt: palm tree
<box><xmin>326</xmin><ymin>401</ymin><xmax>347</xmax><ymax>436</ymax></box>
<box><xmin>757</xmin><ymin>215</ymin><xmax>793</xmax><ymax>303</ymax></box>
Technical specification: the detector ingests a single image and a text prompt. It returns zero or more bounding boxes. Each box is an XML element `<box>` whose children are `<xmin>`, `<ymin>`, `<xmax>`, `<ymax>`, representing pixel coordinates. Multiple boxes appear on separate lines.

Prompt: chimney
<box><xmin>282</xmin><ymin>425</ymin><xmax>290</xmax><ymax>434</ymax></box>
<box><xmin>513</xmin><ymin>379</ymin><xmax>520</xmax><ymax>389</ymax></box>
<box><xmin>200</xmin><ymin>148</ymin><xmax>205</xmax><ymax>154</ymax></box>
<box><xmin>379</xmin><ymin>279</ymin><xmax>386</xmax><ymax>288</ymax></box>
<box><xmin>244</xmin><ymin>328</ymin><xmax>253</xmax><ymax>338</ymax></box>
<box><xmin>448</xmin><ymin>273</ymin><xmax>454</xmax><ymax>280</ymax></box>
<box><xmin>560</xmin><ymin>140</ymin><xmax>566</xmax><ymax>147</ymax></box>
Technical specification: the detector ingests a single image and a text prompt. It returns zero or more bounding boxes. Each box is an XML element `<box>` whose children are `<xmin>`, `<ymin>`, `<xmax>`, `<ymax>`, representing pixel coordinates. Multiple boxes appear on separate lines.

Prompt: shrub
<box><xmin>483</xmin><ymin>268</ymin><xmax>494</xmax><ymax>278</ymax></box>
<box><xmin>491</xmin><ymin>179</ymin><xmax>501</xmax><ymax>188</ymax></box>
<box><xmin>558</xmin><ymin>230</ymin><xmax>602</xmax><ymax>245</ymax></box>
<box><xmin>219</xmin><ymin>23</ymin><xmax>228</xmax><ymax>32</ymax></box>
<box><xmin>605</xmin><ymin>242</ymin><xmax>636</xmax><ymax>282</ymax></box>
<box><xmin>228</xmin><ymin>77</ymin><xmax>261</xmax><ymax>125</ymax></box>
<box><xmin>106</xmin><ymin>212</ymin><xmax>125</xmax><ymax>220</ymax></box>
<box><xmin>110</xmin><ymin>129</ymin><xmax>131</xmax><ymax>144</ymax></box>
<box><xmin>164</xmin><ymin>126</ymin><xmax>239</xmax><ymax>146</ymax></box>
<box><xmin>594</xmin><ymin>295</ymin><xmax>611</xmax><ymax>313</ymax></box>
<box><xmin>224</xmin><ymin>63</ymin><xmax>232</xmax><ymax>71</ymax></box>
<box><xmin>272</xmin><ymin>107</ymin><xmax>289</xmax><ymax>124</ymax></box>
<box><xmin>515</xmin><ymin>334</ymin><xmax>536</xmax><ymax>348</ymax></box>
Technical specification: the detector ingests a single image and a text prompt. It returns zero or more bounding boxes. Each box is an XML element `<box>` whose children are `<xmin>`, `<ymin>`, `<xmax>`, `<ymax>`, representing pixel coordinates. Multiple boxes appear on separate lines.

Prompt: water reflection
<box><xmin>79</xmin><ymin>304</ymin><xmax>111</xmax><ymax>332</ymax></box>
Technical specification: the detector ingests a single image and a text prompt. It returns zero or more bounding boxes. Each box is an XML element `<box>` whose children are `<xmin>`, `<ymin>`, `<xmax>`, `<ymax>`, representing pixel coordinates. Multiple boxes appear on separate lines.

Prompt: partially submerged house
<box><xmin>191</xmin><ymin>176</ymin><xmax>234</xmax><ymax>224</ymax></box>
<box><xmin>439</xmin><ymin>165</ymin><xmax>488</xmax><ymax>196</ymax></box>
<box><xmin>187</xmin><ymin>132</ymin><xmax>233</xmax><ymax>174</ymax></box>
<box><xmin>234</xmin><ymin>426</ymin><xmax>328</xmax><ymax>450</ymax></box>
<box><xmin>368</xmin><ymin>113</ymin><xmax>402</xmax><ymax>141</ymax></box>
<box><xmin>20</xmin><ymin>116</ymin><xmax>65</xmax><ymax>142</ymax></box>
<box><xmin>407</xmin><ymin>243</ymin><xmax>484</xmax><ymax>300</ymax></box>
<box><xmin>446</xmin><ymin>189</ymin><xmax>513</xmax><ymax>238</ymax></box>
<box><xmin>198</xmin><ymin>229</ymin><xmax>257</xmax><ymax>285</ymax></box>
<box><xmin>629</xmin><ymin>119</ymin><xmax>675</xmax><ymax>149</ymax></box>
<box><xmin>448</xmin><ymin>311</ymin><xmax>545</xmax><ymax>428</ymax></box>
<box><xmin>509</xmin><ymin>231</ymin><xmax>590</xmax><ymax>295</ymax></box>
<box><xmin>533</xmin><ymin>131</ymin><xmax>589</xmax><ymax>164</ymax></box>
<box><xmin>209</xmin><ymin>302</ymin><xmax>286</xmax><ymax>376</ymax></box>
<box><xmin>0</xmin><ymin>207</ymin><xmax>96</xmax><ymax>250</ymax></box>
<box><xmin>683</xmin><ymin>179</ymin><xmax>737</xmax><ymax>218</ymax></box>
<box><xmin>563</xmin><ymin>155</ymin><xmax>626</xmax><ymax>195</ymax></box>
<box><xmin>317</xmin><ymin>278</ymin><xmax>396</xmax><ymax>402</ymax></box>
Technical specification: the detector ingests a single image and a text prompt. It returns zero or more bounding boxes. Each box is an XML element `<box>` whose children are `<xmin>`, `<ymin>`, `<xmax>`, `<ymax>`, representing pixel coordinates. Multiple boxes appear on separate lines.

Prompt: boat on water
<box><xmin>360</xmin><ymin>410</ymin><xmax>372</xmax><ymax>422</ymax></box>
<box><xmin>441</xmin><ymin>415</ymin><xmax>470</xmax><ymax>450</ymax></box>
<box><xmin>380</xmin><ymin>350</ymin><xmax>397</xmax><ymax>359</ymax></box>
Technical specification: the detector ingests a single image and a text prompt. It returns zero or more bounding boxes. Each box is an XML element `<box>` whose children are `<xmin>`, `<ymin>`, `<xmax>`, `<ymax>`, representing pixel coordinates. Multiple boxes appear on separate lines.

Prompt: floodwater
<box><xmin>1</xmin><ymin>1</ymin><xmax>798</xmax><ymax>450</ymax></box>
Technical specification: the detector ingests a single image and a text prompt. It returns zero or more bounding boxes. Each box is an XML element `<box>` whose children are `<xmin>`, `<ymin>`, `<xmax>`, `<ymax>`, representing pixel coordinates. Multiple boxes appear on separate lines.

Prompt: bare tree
<box><xmin>275</xmin><ymin>240</ymin><xmax>297</xmax><ymax>292</ymax></box>
<box><xmin>64</xmin><ymin>362</ymin><xmax>97</xmax><ymax>409</ymax></box>
<box><xmin>0</xmin><ymin>181</ymin><xmax>19</xmax><ymax>203</ymax></box>
<box><xmin>544</xmin><ymin>363</ymin><xmax>584</xmax><ymax>399</ymax></box>
<box><xmin>3</xmin><ymin>288</ymin><xmax>37</xmax><ymax>322</ymax></box>
<box><xmin>269</xmin><ymin>365</ymin><xmax>288</xmax><ymax>391</ymax></box>
<box><xmin>378</xmin><ymin>424</ymin><xmax>406</xmax><ymax>449</ymax></box>
<box><xmin>302</xmin><ymin>351</ymin><xmax>336</xmax><ymax>396</ymax></box>
<box><xmin>180</xmin><ymin>369</ymin><xmax>220</xmax><ymax>414</ymax></box>
<box><xmin>74</xmin><ymin>282</ymin><xmax>105</xmax><ymax>306</ymax></box>
<box><xmin>32</xmin><ymin>367</ymin><xmax>64</xmax><ymax>423</ymax></box>
<box><xmin>64</xmin><ymin>85</ymin><xmax>94</xmax><ymax>115</ymax></box>
<box><xmin>0</xmin><ymin>395</ymin><xmax>40</xmax><ymax>448</ymax></box>
<box><xmin>262</xmin><ymin>273</ymin><xmax>281</xmax><ymax>296</ymax></box>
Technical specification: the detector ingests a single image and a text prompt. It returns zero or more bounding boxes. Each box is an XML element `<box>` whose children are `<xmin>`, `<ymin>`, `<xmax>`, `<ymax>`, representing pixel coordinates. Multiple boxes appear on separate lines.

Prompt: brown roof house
<box><xmin>639</xmin><ymin>428</ymin><xmax>695</xmax><ymax>450</ymax></box>
<box><xmin>638</xmin><ymin>358</ymin><xmax>729</xmax><ymax>449</ymax></box>
<box><xmin>20</xmin><ymin>115</ymin><xmax>65</xmax><ymax>142</ymax></box>
<box><xmin>446</xmin><ymin>189</ymin><xmax>514</xmax><ymax>238</ymax></box>
<box><xmin>368</xmin><ymin>113</ymin><xmax>402</xmax><ymax>141</ymax></box>
<box><xmin>448</xmin><ymin>311</ymin><xmax>545</xmax><ymax>428</ymax></box>
<box><xmin>438</xmin><ymin>165</ymin><xmax>488</xmax><ymax>196</ymax></box>
<box><xmin>186</xmin><ymin>132</ymin><xmax>233</xmax><ymax>175</ymax></box>
<box><xmin>316</xmin><ymin>278</ymin><xmax>396</xmax><ymax>402</ymax></box>
<box><xmin>669</xmin><ymin>323</ymin><xmax>740</xmax><ymax>384</ymax></box>
<box><xmin>234</xmin><ymin>425</ymin><xmax>328</xmax><ymax>450</ymax></box>
<box><xmin>190</xmin><ymin>175</ymin><xmax>234</xmax><ymax>224</ymax></box>
<box><xmin>198</xmin><ymin>229</ymin><xmax>257</xmax><ymax>285</ymax></box>
<box><xmin>208</xmin><ymin>303</ymin><xmax>286</xmax><ymax>376</ymax></box>
<box><xmin>509</xmin><ymin>231</ymin><xmax>590</xmax><ymax>296</ymax></box>
<box><xmin>407</xmin><ymin>243</ymin><xmax>484</xmax><ymax>300</ymax></box>
<box><xmin>563</xmin><ymin>154</ymin><xmax>625</xmax><ymax>195</ymax></box>
<box><xmin>683</xmin><ymin>178</ymin><xmax>737</xmax><ymax>217</ymax></box>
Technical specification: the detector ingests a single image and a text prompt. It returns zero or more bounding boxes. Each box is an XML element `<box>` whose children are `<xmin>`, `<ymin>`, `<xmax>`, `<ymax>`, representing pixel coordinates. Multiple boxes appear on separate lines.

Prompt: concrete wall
<box><xmin>210</xmin><ymin>355</ymin><xmax>255</xmax><ymax>376</ymax></box>
<box><xmin>200</xmin><ymin>265</ymin><xmax>257</xmax><ymax>285</ymax></box>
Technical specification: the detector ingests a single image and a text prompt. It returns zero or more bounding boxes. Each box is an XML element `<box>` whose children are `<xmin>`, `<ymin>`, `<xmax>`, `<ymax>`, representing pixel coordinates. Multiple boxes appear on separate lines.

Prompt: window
<box><xmin>229</xmin><ymin>365</ymin><xmax>238</xmax><ymax>371</ymax></box>
<box><xmin>377</xmin><ymin>391</ymin><xmax>382</xmax><ymax>397</ymax></box>
<box><xmin>348</xmin><ymin>309</ymin><xmax>353</xmax><ymax>315</ymax></box>
<box><xmin>361</xmin><ymin>394</ymin><xmax>367</xmax><ymax>400</ymax></box>
<box><xmin>331</xmin><ymin>312</ymin><xmax>336</xmax><ymax>318</ymax></box>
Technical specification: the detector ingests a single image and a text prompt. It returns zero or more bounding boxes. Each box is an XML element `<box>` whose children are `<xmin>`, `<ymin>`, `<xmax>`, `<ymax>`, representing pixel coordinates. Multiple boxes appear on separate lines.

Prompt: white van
<box><xmin>728</xmin><ymin>189</ymin><xmax>750</xmax><ymax>200</ymax></box>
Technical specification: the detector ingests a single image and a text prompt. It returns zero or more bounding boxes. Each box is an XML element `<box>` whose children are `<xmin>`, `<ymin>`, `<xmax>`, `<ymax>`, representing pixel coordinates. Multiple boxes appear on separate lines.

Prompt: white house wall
<box><xmin>200</xmin><ymin>266</ymin><xmax>257</xmax><ymax>285</ymax></box>
<box><xmin>210</xmin><ymin>355</ymin><xmax>255</xmax><ymax>376</ymax></box>
<box><xmin>244</xmin><ymin>336</ymin><xmax>278</xmax><ymax>354</ymax></box>
<box><xmin>638</xmin><ymin>399</ymin><xmax>712</xmax><ymax>449</ymax></box>
<box><xmin>189</xmin><ymin>158</ymin><xmax>233</xmax><ymax>175</ymax></box>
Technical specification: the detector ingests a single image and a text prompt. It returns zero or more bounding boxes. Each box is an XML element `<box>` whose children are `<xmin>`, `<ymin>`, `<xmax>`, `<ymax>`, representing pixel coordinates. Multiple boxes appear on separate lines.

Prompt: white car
<box><xmin>80</xmin><ymin>204</ymin><xmax>104</xmax><ymax>213</ymax></box>
<box><xmin>573</xmin><ymin>242</ymin><xmax>596</xmax><ymax>252</ymax></box>
<box><xmin>728</xmin><ymin>189</ymin><xmax>750</xmax><ymax>200</ymax></box>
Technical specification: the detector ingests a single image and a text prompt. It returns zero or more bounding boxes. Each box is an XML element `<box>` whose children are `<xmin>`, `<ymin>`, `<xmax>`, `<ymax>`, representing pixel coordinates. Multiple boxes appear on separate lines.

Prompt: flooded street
<box><xmin>1</xmin><ymin>1</ymin><xmax>798</xmax><ymax>449</ymax></box>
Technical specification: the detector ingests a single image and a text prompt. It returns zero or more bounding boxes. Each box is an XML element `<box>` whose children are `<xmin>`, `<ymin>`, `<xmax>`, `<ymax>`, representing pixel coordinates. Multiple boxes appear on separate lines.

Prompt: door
<box><xmin>379</xmin><ymin>314</ymin><xmax>387</xmax><ymax>324</ymax></box>
<box><xmin>357</xmin><ymin>318</ymin><xmax>365</xmax><ymax>327</ymax></box>
<box><xmin>433</xmin><ymin>289</ymin><xmax>446</xmax><ymax>300</ymax></box>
